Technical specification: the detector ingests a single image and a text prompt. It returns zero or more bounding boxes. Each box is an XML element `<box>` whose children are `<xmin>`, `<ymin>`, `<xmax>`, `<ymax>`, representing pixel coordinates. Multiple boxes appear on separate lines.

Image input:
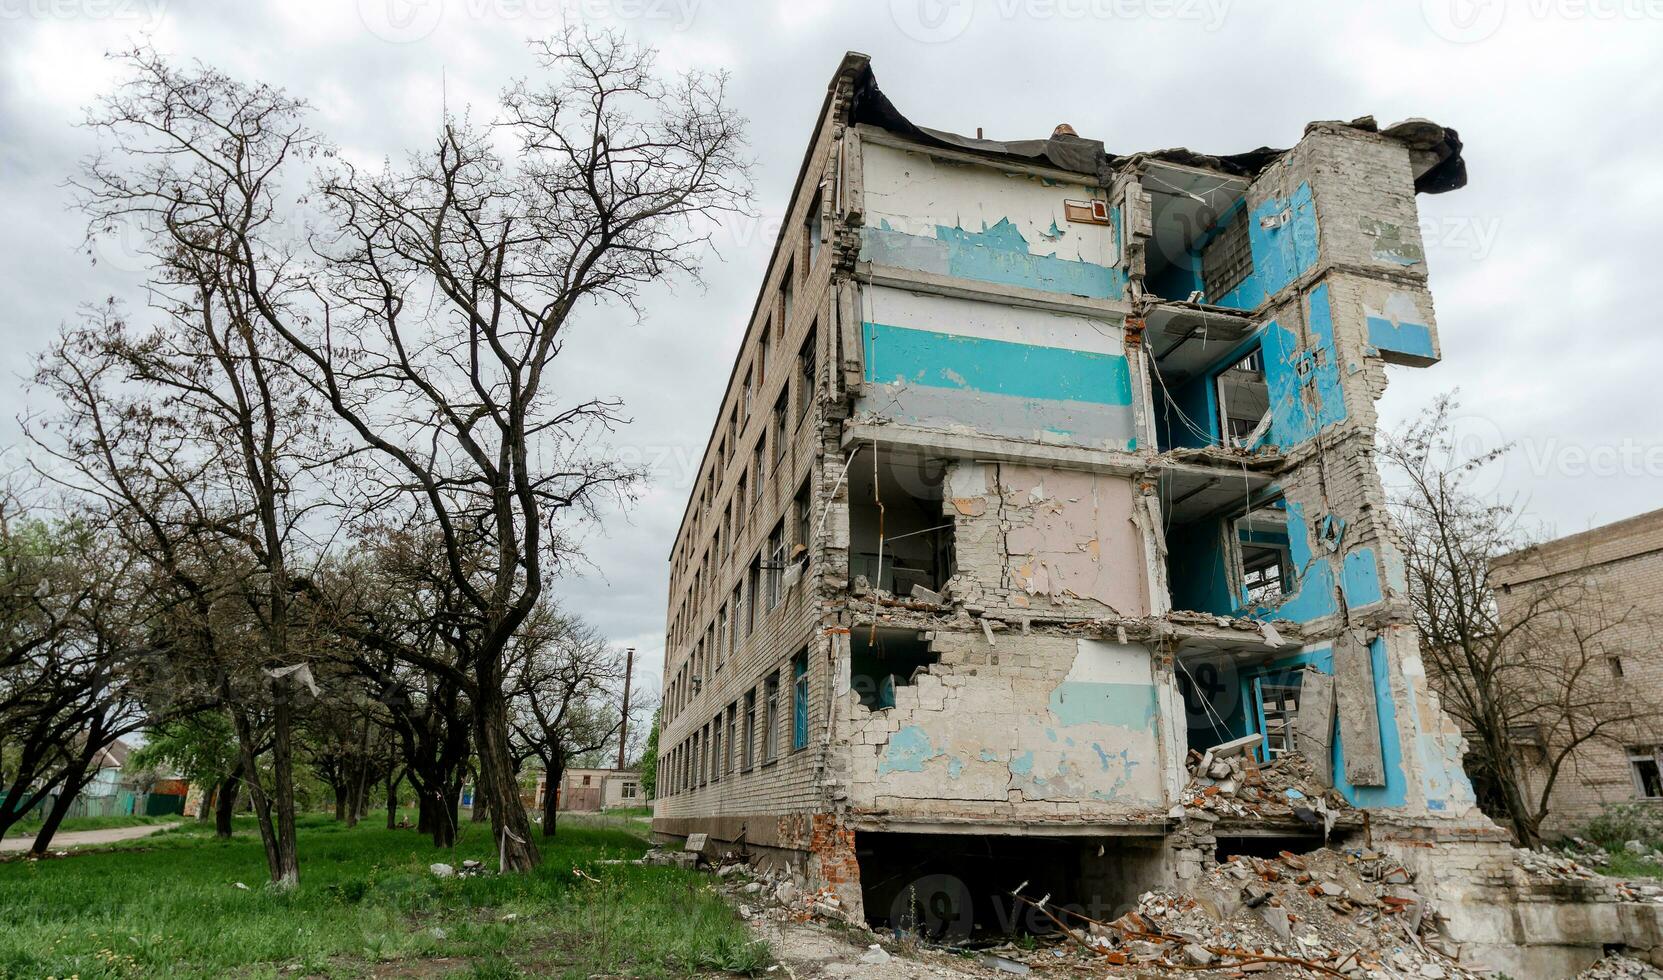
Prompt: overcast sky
<box><xmin>4</xmin><ymin>0</ymin><xmax>1661</xmax><ymax>704</ymax></box>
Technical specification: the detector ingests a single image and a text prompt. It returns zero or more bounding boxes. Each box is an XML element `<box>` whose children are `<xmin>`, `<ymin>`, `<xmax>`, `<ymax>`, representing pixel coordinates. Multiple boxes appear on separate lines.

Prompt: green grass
<box><xmin>12</xmin><ymin>814</ymin><xmax>180</xmax><ymax>835</ymax></box>
<box><xmin>0</xmin><ymin>811</ymin><xmax>767</xmax><ymax>979</ymax></box>
<box><xmin>1595</xmin><ymin>850</ymin><xmax>1663</xmax><ymax>880</ymax></box>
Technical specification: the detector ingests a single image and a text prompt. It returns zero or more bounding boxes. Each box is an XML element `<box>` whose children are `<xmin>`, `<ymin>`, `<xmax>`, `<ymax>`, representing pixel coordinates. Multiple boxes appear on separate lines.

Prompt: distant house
<box><xmin>82</xmin><ymin>739</ymin><xmax>133</xmax><ymax>798</ymax></box>
<box><xmin>1487</xmin><ymin>508</ymin><xmax>1663</xmax><ymax>833</ymax></box>
<box><xmin>534</xmin><ymin>768</ymin><xmax>641</xmax><ymax>813</ymax></box>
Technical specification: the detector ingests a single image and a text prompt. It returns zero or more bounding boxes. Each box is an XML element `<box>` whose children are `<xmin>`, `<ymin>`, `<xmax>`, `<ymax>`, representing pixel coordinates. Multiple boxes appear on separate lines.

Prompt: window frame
<box><xmin>792</xmin><ymin>649</ymin><xmax>810</xmax><ymax>752</ymax></box>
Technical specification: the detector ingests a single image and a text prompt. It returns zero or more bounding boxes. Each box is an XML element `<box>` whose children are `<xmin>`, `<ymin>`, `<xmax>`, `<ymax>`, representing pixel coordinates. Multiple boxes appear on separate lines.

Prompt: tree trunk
<box><xmin>541</xmin><ymin>762</ymin><xmax>559</xmax><ymax>838</ymax></box>
<box><xmin>385</xmin><ymin>768</ymin><xmax>402</xmax><ymax>830</ymax></box>
<box><xmin>334</xmin><ymin>783</ymin><xmax>349</xmax><ymax>822</ymax></box>
<box><xmin>215</xmin><ymin>768</ymin><xmax>240</xmax><ymax>839</ymax></box>
<box><xmin>473</xmin><ymin>684</ymin><xmax>539</xmax><ymax>871</ymax></box>
<box><xmin>270</xmin><ymin>693</ymin><xmax>300</xmax><ymax>887</ymax></box>
<box><xmin>433</xmin><ymin>788</ymin><xmax>457</xmax><ymax>848</ymax></box>
<box><xmin>229</xmin><ymin>704</ymin><xmax>284</xmax><ymax>883</ymax></box>
<box><xmin>29</xmin><ymin>738</ymin><xmax>100</xmax><ymax>857</ymax></box>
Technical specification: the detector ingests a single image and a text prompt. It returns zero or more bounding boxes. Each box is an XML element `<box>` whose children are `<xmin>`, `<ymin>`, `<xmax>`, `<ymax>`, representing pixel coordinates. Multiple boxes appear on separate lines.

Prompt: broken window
<box><xmin>725</xmin><ymin>703</ymin><xmax>738</xmax><ymax>777</ymax></box>
<box><xmin>1255</xmin><ymin>677</ymin><xmax>1301</xmax><ymax>760</ymax></box>
<box><xmin>746</xmin><ymin>556</ymin><xmax>761</xmax><ymax>635</ymax></box>
<box><xmin>795</xmin><ymin>479</ymin><xmax>812</xmax><ymax>572</ymax></box>
<box><xmin>710</xmin><ymin>713</ymin><xmax>723</xmax><ymax>782</ymax></box>
<box><xmin>798</xmin><ymin>326</ymin><xmax>817</xmax><ymax>423</ymax></box>
<box><xmin>773</xmin><ymin>391</ymin><xmax>788</xmax><ymax>463</ymax></box>
<box><xmin>742</xmin><ymin>689</ymin><xmax>756</xmax><ymax>770</ymax></box>
<box><xmin>1201</xmin><ymin>212</ymin><xmax>1252</xmax><ymax>302</ymax></box>
<box><xmin>1631</xmin><ymin>747</ymin><xmax>1663</xmax><ymax>799</ymax></box>
<box><xmin>792</xmin><ymin>649</ymin><xmax>810</xmax><ymax>751</ymax></box>
<box><xmin>848</xmin><ymin>451</ymin><xmax>950</xmax><ymax>596</ymax></box>
<box><xmin>1234</xmin><ymin>502</ymin><xmax>1292</xmax><ymax>607</ymax></box>
<box><xmin>765</xmin><ymin>520</ymin><xmax>786</xmax><ymax>610</ymax></box>
<box><xmin>781</xmin><ymin>260</ymin><xmax>794</xmax><ymax>332</ymax></box>
<box><xmin>715</xmin><ymin>603</ymin><xmax>728</xmax><ymax>669</ymax></box>
<box><xmin>1216</xmin><ymin>347</ymin><xmax>1270</xmax><ymax>449</ymax></box>
<box><xmin>805</xmin><ymin>187</ymin><xmax>823</xmax><ymax>265</ymax></box>
<box><xmin>729</xmin><ymin>585</ymin><xmax>742</xmax><ymax>657</ymax></box>
<box><xmin>850</xmin><ymin>629</ymin><xmax>937</xmax><ymax>710</ymax></box>
<box><xmin>763</xmin><ymin>672</ymin><xmax>780</xmax><ymax>762</ymax></box>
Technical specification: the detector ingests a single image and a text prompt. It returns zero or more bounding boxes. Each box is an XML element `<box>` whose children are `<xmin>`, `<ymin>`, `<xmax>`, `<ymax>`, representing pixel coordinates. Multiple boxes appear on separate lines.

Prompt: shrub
<box><xmin>1580</xmin><ymin>803</ymin><xmax>1663</xmax><ymax>850</ymax></box>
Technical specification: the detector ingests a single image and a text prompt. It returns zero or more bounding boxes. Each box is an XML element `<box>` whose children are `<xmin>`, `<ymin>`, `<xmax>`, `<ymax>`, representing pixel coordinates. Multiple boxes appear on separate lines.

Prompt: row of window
<box><xmin>664</xmin><ymin>478</ymin><xmax>813</xmax><ymax>725</ymax></box>
<box><xmin>659</xmin><ymin>649</ymin><xmax>810</xmax><ymax>796</ymax></box>
<box><xmin>669</xmin><ymin>187</ymin><xmax>824</xmax><ymax>610</ymax></box>
<box><xmin>669</xmin><ymin>325</ymin><xmax>818</xmax><ymax>653</ymax></box>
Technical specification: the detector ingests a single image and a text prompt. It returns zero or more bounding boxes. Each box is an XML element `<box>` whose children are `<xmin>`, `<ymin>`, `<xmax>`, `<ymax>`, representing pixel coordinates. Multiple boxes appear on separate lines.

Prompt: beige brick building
<box><xmin>654</xmin><ymin>52</ymin><xmax>1499</xmax><ymax>936</ymax></box>
<box><xmin>1490</xmin><ymin>508</ymin><xmax>1663</xmax><ymax>834</ymax></box>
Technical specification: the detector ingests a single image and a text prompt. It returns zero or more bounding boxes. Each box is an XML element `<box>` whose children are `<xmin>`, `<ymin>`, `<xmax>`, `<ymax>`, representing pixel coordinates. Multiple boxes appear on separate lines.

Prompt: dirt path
<box><xmin>750</xmin><ymin>917</ymin><xmax>1011</xmax><ymax>980</ymax></box>
<box><xmin>0</xmin><ymin>822</ymin><xmax>175</xmax><ymax>853</ymax></box>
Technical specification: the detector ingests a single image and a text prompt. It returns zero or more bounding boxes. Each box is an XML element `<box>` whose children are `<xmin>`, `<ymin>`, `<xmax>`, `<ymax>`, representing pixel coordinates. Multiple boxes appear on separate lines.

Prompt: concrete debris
<box><xmin>1512</xmin><ymin>846</ymin><xmax>1663</xmax><ymax>905</ymax></box>
<box><xmin>1181</xmin><ymin>749</ymin><xmax>1348</xmax><ymax>821</ymax></box>
<box><xmin>977</xmin><ymin>846</ymin><xmax>1490</xmax><ymax>978</ymax></box>
<box><xmin>429</xmin><ymin>863</ymin><xmax>454</xmax><ymax>878</ymax></box>
<box><xmin>1576</xmin><ymin>954</ymin><xmax>1663</xmax><ymax>979</ymax></box>
<box><xmin>858</xmin><ymin>943</ymin><xmax>891</xmax><ymax>965</ymax></box>
<box><xmin>640</xmin><ymin>846</ymin><xmax>699</xmax><ymax>869</ymax></box>
<box><xmin>1514</xmin><ymin>847</ymin><xmax>1602</xmax><ymax>882</ymax></box>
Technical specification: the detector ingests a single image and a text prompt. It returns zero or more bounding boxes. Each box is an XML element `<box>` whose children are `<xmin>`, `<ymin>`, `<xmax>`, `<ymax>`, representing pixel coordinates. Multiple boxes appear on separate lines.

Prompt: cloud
<box><xmin>4</xmin><ymin>0</ymin><xmax>1661</xmax><ymax>697</ymax></box>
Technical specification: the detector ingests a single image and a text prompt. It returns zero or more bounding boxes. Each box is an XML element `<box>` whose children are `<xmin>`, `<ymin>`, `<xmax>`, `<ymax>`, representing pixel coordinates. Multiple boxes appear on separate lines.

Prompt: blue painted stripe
<box><xmin>863</xmin><ymin>322</ymin><xmax>1133</xmax><ymax>406</ymax></box>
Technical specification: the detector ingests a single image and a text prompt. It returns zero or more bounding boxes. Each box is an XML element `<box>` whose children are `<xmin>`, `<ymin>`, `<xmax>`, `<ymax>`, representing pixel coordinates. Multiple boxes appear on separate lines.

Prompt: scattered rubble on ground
<box><xmin>1512</xmin><ymin>841</ymin><xmax>1663</xmax><ymax>904</ymax></box>
<box><xmin>987</xmin><ymin>846</ymin><xmax>1483</xmax><ymax>979</ymax></box>
<box><xmin>654</xmin><ymin>842</ymin><xmax>1483</xmax><ymax>978</ymax></box>
<box><xmin>645</xmin><ymin>838</ymin><xmax>1663</xmax><ymax>977</ymax></box>
<box><xmin>428</xmin><ymin>859</ymin><xmax>491</xmax><ymax>879</ymax></box>
<box><xmin>1515</xmin><ymin>848</ymin><xmax>1603</xmax><ymax>882</ymax></box>
<box><xmin>1576</xmin><ymin>954</ymin><xmax>1663</xmax><ymax>979</ymax></box>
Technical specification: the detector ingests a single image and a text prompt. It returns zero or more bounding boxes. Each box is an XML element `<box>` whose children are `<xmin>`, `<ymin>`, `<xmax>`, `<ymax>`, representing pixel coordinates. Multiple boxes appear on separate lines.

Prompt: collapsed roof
<box><xmin>847</xmin><ymin>59</ymin><xmax>1466</xmax><ymax>195</ymax></box>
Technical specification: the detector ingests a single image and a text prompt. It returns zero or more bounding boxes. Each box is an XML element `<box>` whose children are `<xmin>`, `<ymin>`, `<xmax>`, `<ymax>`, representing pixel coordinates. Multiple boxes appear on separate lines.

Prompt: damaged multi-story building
<box><xmin>653</xmin><ymin>53</ymin><xmax>1663</xmax><ymax>974</ymax></box>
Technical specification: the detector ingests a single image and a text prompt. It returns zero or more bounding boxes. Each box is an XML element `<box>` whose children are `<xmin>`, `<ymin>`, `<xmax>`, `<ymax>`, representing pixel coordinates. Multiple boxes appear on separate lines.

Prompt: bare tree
<box><xmin>28</xmin><ymin>304</ymin><xmax>326</xmax><ymax>887</ymax></box>
<box><xmin>317</xmin><ymin>524</ymin><xmax>476</xmax><ymax>847</ymax></box>
<box><xmin>507</xmin><ymin>604</ymin><xmax>621</xmax><ymax>836</ymax></box>
<box><xmin>72</xmin><ymin>31</ymin><xmax>748</xmax><ymax>871</ymax></box>
<box><xmin>0</xmin><ymin>500</ymin><xmax>154</xmax><ymax>852</ymax></box>
<box><xmin>1382</xmin><ymin>394</ymin><xmax>1662</xmax><ymax>847</ymax></box>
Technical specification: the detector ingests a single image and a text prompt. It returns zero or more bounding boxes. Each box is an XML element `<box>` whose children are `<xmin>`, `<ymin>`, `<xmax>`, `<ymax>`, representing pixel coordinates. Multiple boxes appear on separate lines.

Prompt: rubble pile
<box><xmin>975</xmin><ymin>848</ymin><xmax>1481</xmax><ymax>978</ymax></box>
<box><xmin>1576</xmin><ymin>954</ymin><xmax>1663</xmax><ymax>979</ymax></box>
<box><xmin>1512</xmin><ymin>846</ymin><xmax>1663</xmax><ymax>904</ymax></box>
<box><xmin>1514</xmin><ymin>847</ymin><xmax>1602</xmax><ymax>882</ymax></box>
<box><xmin>1179</xmin><ymin>747</ymin><xmax>1348</xmax><ymax>822</ymax></box>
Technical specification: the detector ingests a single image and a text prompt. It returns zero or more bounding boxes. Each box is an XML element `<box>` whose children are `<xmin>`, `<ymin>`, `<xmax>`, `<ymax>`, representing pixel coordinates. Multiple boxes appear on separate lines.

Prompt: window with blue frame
<box><xmin>791</xmin><ymin>649</ymin><xmax>809</xmax><ymax>751</ymax></box>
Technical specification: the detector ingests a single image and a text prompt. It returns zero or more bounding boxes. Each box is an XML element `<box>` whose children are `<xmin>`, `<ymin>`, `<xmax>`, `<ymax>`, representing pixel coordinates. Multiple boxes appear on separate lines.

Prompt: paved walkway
<box><xmin>0</xmin><ymin>822</ymin><xmax>175</xmax><ymax>853</ymax></box>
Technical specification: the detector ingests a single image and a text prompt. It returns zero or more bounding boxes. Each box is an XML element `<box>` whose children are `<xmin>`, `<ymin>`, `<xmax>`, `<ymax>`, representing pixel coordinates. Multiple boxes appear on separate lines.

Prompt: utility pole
<box><xmin>616</xmin><ymin>647</ymin><xmax>635</xmax><ymax>770</ymax></box>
